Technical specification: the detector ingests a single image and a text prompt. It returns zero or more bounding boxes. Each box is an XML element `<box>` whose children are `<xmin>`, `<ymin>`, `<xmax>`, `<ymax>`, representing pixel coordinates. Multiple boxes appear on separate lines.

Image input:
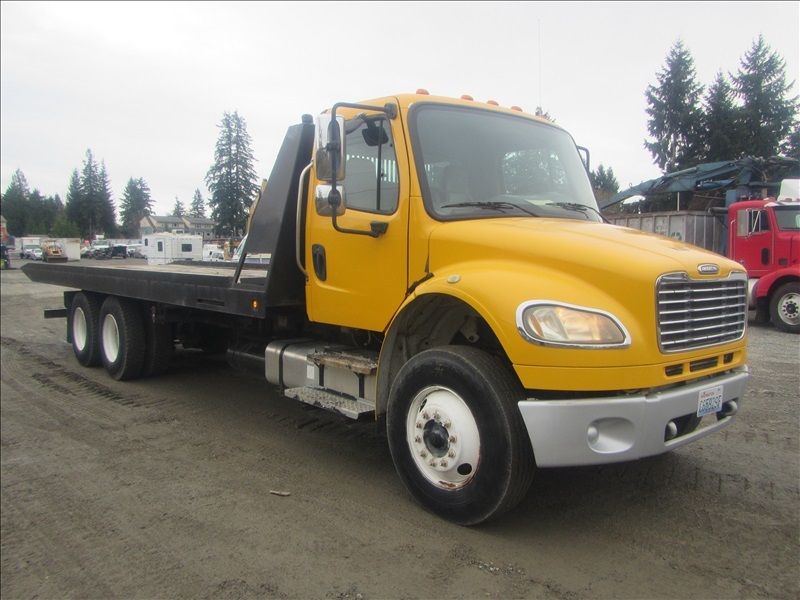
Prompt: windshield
<box><xmin>409</xmin><ymin>104</ymin><xmax>600</xmax><ymax>222</ymax></box>
<box><xmin>773</xmin><ymin>205</ymin><xmax>800</xmax><ymax>230</ymax></box>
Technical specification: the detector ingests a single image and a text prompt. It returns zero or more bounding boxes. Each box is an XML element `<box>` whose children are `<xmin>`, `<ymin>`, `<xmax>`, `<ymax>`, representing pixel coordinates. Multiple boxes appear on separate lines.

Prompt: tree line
<box><xmin>2</xmin><ymin>36</ymin><xmax>797</xmax><ymax>237</ymax></box>
<box><xmin>1</xmin><ymin>111</ymin><xmax>258</xmax><ymax>241</ymax></box>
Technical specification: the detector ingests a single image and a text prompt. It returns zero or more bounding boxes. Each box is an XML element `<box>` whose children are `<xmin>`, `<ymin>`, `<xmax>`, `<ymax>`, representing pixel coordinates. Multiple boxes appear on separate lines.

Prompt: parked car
<box><xmin>30</xmin><ymin>248</ymin><xmax>43</xmax><ymax>260</ymax></box>
<box><xmin>93</xmin><ymin>244</ymin><xmax>128</xmax><ymax>260</ymax></box>
<box><xmin>21</xmin><ymin>245</ymin><xmax>40</xmax><ymax>259</ymax></box>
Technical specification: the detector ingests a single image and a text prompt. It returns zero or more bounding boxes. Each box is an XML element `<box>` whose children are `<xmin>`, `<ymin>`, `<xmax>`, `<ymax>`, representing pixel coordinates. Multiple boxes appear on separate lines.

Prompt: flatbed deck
<box><xmin>21</xmin><ymin>260</ymin><xmax>276</xmax><ymax>318</ymax></box>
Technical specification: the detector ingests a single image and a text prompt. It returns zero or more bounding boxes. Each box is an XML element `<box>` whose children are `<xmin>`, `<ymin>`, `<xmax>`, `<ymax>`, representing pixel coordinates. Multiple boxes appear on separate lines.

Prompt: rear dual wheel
<box><xmin>99</xmin><ymin>296</ymin><xmax>145</xmax><ymax>381</ymax></box>
<box><xmin>70</xmin><ymin>292</ymin><xmax>103</xmax><ymax>367</ymax></box>
<box><xmin>69</xmin><ymin>293</ymin><xmax>172</xmax><ymax>379</ymax></box>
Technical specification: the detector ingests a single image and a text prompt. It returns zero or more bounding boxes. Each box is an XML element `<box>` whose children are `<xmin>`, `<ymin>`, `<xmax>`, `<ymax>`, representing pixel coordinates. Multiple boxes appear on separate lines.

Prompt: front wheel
<box><xmin>387</xmin><ymin>346</ymin><xmax>535</xmax><ymax>526</ymax></box>
<box><xmin>770</xmin><ymin>282</ymin><xmax>800</xmax><ymax>333</ymax></box>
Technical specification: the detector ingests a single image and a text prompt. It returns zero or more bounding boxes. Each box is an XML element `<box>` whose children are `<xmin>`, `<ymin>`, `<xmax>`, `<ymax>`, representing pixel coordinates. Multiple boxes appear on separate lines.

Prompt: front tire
<box><xmin>387</xmin><ymin>346</ymin><xmax>535</xmax><ymax>526</ymax></box>
<box><xmin>770</xmin><ymin>282</ymin><xmax>800</xmax><ymax>333</ymax></box>
<box><xmin>99</xmin><ymin>297</ymin><xmax>145</xmax><ymax>380</ymax></box>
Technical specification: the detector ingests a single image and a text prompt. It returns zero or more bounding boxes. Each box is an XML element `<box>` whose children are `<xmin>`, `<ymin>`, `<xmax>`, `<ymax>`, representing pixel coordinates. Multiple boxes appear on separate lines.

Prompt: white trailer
<box><xmin>142</xmin><ymin>233</ymin><xmax>203</xmax><ymax>265</ymax></box>
<box><xmin>54</xmin><ymin>238</ymin><xmax>82</xmax><ymax>261</ymax></box>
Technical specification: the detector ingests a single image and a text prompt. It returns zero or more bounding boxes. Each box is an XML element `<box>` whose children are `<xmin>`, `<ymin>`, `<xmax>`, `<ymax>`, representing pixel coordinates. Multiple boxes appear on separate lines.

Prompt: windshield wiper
<box><xmin>441</xmin><ymin>201</ymin><xmax>538</xmax><ymax>217</ymax></box>
<box><xmin>546</xmin><ymin>202</ymin><xmax>609</xmax><ymax>223</ymax></box>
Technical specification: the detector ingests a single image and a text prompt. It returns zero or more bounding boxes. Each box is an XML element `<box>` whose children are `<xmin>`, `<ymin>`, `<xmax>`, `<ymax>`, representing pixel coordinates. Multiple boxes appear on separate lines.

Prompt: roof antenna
<box><xmin>538</xmin><ymin>19</ymin><xmax>543</xmax><ymax>111</ymax></box>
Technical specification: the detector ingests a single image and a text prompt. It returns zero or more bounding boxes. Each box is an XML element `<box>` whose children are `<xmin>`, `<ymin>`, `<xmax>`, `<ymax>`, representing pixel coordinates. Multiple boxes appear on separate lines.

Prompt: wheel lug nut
<box><xmin>416</xmin><ymin>421</ymin><xmax>423</xmax><ymax>429</ymax></box>
<box><xmin>429</xmin><ymin>459</ymin><xmax>437</xmax><ymax>467</ymax></box>
<box><xmin>414</xmin><ymin>435</ymin><xmax>422</xmax><ymax>443</ymax></box>
<box><xmin>420</xmin><ymin>450</ymin><xmax>428</xmax><ymax>458</ymax></box>
<box><xmin>448</xmin><ymin>450</ymin><xmax>455</xmax><ymax>458</ymax></box>
<box><xmin>439</xmin><ymin>459</ymin><xmax>448</xmax><ymax>467</ymax></box>
<box><xmin>443</xmin><ymin>420</ymin><xmax>451</xmax><ymax>428</ymax></box>
<box><xmin>433</xmin><ymin>411</ymin><xmax>441</xmax><ymax>420</ymax></box>
<box><xmin>422</xmin><ymin>411</ymin><xmax>430</xmax><ymax>419</ymax></box>
<box><xmin>449</xmin><ymin>435</ymin><xmax>457</xmax><ymax>443</ymax></box>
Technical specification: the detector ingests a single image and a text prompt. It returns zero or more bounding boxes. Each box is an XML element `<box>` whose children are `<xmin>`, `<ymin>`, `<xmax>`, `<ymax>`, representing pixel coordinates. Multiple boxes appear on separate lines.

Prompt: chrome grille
<box><xmin>657</xmin><ymin>272</ymin><xmax>747</xmax><ymax>352</ymax></box>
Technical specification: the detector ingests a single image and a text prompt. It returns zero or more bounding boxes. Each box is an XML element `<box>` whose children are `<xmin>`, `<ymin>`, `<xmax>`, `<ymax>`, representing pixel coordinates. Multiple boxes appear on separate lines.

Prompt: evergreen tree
<box><xmin>190</xmin><ymin>188</ymin><xmax>206</xmax><ymax>218</ymax></box>
<box><xmin>65</xmin><ymin>150</ymin><xmax>117</xmax><ymax>239</ymax></box>
<box><xmin>535</xmin><ymin>106</ymin><xmax>555</xmax><ymax>122</ymax></box>
<box><xmin>119</xmin><ymin>177</ymin><xmax>153</xmax><ymax>238</ymax></box>
<box><xmin>589</xmin><ymin>164</ymin><xmax>619</xmax><ymax>205</ymax></box>
<box><xmin>205</xmin><ymin>111</ymin><xmax>259</xmax><ymax>237</ymax></box>
<box><xmin>644</xmin><ymin>39</ymin><xmax>705</xmax><ymax>173</ymax></box>
<box><xmin>171</xmin><ymin>196</ymin><xmax>185</xmax><ymax>217</ymax></box>
<box><xmin>50</xmin><ymin>214</ymin><xmax>81</xmax><ymax>238</ymax></box>
<box><xmin>98</xmin><ymin>161</ymin><xmax>117</xmax><ymax>237</ymax></box>
<box><xmin>731</xmin><ymin>34</ymin><xmax>799</xmax><ymax>158</ymax></box>
<box><xmin>788</xmin><ymin>122</ymin><xmax>800</xmax><ymax>160</ymax></box>
<box><xmin>71</xmin><ymin>150</ymin><xmax>103</xmax><ymax>239</ymax></box>
<box><xmin>700</xmin><ymin>71</ymin><xmax>742</xmax><ymax>162</ymax></box>
<box><xmin>1</xmin><ymin>169</ymin><xmax>31</xmax><ymax>236</ymax></box>
<box><xmin>64</xmin><ymin>169</ymin><xmax>87</xmax><ymax>239</ymax></box>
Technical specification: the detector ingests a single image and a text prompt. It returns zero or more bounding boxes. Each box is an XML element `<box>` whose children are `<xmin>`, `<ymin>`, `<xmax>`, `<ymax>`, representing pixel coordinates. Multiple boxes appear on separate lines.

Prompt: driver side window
<box><xmin>343</xmin><ymin>118</ymin><xmax>399</xmax><ymax>214</ymax></box>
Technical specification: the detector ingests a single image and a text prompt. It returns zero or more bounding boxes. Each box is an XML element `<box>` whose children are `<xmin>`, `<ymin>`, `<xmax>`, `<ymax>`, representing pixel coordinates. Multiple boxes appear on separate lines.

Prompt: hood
<box><xmin>427</xmin><ymin>218</ymin><xmax>741</xmax><ymax>287</ymax></box>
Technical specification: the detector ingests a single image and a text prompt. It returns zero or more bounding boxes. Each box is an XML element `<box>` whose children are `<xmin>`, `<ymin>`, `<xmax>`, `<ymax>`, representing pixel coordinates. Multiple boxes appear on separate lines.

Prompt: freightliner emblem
<box><xmin>698</xmin><ymin>263</ymin><xmax>720</xmax><ymax>274</ymax></box>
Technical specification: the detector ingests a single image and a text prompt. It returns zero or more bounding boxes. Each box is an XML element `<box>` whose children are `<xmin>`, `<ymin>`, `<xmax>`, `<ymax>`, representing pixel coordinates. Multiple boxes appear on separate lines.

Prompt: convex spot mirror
<box><xmin>315</xmin><ymin>184</ymin><xmax>346</xmax><ymax>217</ymax></box>
<box><xmin>315</xmin><ymin>114</ymin><xmax>345</xmax><ymax>183</ymax></box>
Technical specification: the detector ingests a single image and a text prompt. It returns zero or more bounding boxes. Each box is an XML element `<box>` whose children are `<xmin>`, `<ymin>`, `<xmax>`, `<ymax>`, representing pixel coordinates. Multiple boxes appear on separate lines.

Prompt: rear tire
<box><xmin>70</xmin><ymin>292</ymin><xmax>103</xmax><ymax>367</ymax></box>
<box><xmin>99</xmin><ymin>297</ymin><xmax>145</xmax><ymax>380</ymax></box>
<box><xmin>387</xmin><ymin>346</ymin><xmax>535</xmax><ymax>526</ymax></box>
<box><xmin>770</xmin><ymin>282</ymin><xmax>800</xmax><ymax>333</ymax></box>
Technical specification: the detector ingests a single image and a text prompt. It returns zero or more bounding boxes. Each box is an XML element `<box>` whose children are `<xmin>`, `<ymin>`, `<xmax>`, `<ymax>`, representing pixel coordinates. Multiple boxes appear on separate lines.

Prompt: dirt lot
<box><xmin>1</xmin><ymin>261</ymin><xmax>798</xmax><ymax>600</ymax></box>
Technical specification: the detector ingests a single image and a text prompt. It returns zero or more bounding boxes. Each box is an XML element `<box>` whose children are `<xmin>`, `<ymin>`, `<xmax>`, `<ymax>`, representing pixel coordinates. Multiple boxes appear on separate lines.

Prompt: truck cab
<box><xmin>728</xmin><ymin>198</ymin><xmax>800</xmax><ymax>332</ymax></box>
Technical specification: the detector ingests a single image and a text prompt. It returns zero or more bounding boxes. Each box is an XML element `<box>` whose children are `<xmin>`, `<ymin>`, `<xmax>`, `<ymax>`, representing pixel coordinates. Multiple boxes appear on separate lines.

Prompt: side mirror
<box><xmin>315</xmin><ymin>114</ymin><xmax>345</xmax><ymax>182</ymax></box>
<box><xmin>315</xmin><ymin>185</ymin><xmax>346</xmax><ymax>217</ymax></box>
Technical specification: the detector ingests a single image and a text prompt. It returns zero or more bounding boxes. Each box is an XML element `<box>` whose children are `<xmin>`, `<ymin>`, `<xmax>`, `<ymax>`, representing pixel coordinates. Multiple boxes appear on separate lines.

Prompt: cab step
<box><xmin>284</xmin><ymin>386</ymin><xmax>374</xmax><ymax>420</ymax></box>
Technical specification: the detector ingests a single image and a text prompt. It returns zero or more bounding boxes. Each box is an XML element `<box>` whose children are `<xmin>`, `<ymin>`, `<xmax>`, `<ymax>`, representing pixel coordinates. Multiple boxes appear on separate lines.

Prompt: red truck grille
<box><xmin>657</xmin><ymin>272</ymin><xmax>748</xmax><ymax>352</ymax></box>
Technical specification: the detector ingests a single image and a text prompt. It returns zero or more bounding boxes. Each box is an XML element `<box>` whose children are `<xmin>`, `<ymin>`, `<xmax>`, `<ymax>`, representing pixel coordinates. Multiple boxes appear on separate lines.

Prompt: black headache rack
<box><xmin>22</xmin><ymin>119</ymin><xmax>315</xmax><ymax>320</ymax></box>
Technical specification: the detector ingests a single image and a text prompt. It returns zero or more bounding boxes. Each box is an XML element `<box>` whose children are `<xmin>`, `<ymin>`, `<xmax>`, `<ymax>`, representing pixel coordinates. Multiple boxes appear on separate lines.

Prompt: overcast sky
<box><xmin>1</xmin><ymin>1</ymin><xmax>798</xmax><ymax>217</ymax></box>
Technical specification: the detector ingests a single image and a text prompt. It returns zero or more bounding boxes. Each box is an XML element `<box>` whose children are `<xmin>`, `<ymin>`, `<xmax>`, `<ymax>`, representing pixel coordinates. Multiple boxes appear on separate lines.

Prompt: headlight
<box><xmin>516</xmin><ymin>301</ymin><xmax>630</xmax><ymax>348</ymax></box>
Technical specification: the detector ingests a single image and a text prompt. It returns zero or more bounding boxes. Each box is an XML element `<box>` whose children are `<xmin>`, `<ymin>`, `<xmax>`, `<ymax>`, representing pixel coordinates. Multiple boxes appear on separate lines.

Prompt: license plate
<box><xmin>697</xmin><ymin>386</ymin><xmax>723</xmax><ymax>417</ymax></box>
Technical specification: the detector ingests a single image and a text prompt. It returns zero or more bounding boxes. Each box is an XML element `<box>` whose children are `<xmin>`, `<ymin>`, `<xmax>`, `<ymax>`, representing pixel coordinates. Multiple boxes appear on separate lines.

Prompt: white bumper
<box><xmin>518</xmin><ymin>366</ymin><xmax>749</xmax><ymax>467</ymax></box>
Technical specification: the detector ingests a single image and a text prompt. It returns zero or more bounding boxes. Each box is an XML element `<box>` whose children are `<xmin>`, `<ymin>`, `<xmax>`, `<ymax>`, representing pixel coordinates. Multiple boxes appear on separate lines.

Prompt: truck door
<box><xmin>732</xmin><ymin>207</ymin><xmax>774</xmax><ymax>277</ymax></box>
<box><xmin>305</xmin><ymin>111</ymin><xmax>409</xmax><ymax>332</ymax></box>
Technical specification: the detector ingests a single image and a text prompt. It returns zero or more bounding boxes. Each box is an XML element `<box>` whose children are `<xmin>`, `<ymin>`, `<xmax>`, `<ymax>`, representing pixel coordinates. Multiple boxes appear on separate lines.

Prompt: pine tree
<box><xmin>700</xmin><ymin>71</ymin><xmax>742</xmax><ymax>162</ymax></box>
<box><xmin>590</xmin><ymin>164</ymin><xmax>619</xmax><ymax>205</ymax></box>
<box><xmin>172</xmin><ymin>196</ymin><xmax>185</xmax><ymax>217</ymax></box>
<box><xmin>119</xmin><ymin>177</ymin><xmax>153</xmax><ymax>238</ymax></box>
<box><xmin>190</xmin><ymin>188</ymin><xmax>206</xmax><ymax>218</ymax></box>
<box><xmin>1</xmin><ymin>169</ymin><xmax>31</xmax><ymax>236</ymax></box>
<box><xmin>644</xmin><ymin>39</ymin><xmax>705</xmax><ymax>173</ymax></box>
<box><xmin>98</xmin><ymin>161</ymin><xmax>117</xmax><ymax>237</ymax></box>
<box><xmin>205</xmin><ymin>111</ymin><xmax>259</xmax><ymax>237</ymax></box>
<box><xmin>65</xmin><ymin>169</ymin><xmax>86</xmax><ymax>239</ymax></box>
<box><xmin>731</xmin><ymin>34</ymin><xmax>799</xmax><ymax>158</ymax></box>
<box><xmin>65</xmin><ymin>150</ymin><xmax>118</xmax><ymax>239</ymax></box>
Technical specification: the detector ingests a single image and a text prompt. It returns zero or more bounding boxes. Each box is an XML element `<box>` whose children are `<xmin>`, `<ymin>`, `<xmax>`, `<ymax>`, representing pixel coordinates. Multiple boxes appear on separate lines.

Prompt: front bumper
<box><xmin>518</xmin><ymin>366</ymin><xmax>749</xmax><ymax>467</ymax></box>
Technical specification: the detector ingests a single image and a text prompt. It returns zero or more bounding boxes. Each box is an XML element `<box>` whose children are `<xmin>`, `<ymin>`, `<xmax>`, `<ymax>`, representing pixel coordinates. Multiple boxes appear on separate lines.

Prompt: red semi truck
<box><xmin>725</xmin><ymin>198</ymin><xmax>800</xmax><ymax>333</ymax></box>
